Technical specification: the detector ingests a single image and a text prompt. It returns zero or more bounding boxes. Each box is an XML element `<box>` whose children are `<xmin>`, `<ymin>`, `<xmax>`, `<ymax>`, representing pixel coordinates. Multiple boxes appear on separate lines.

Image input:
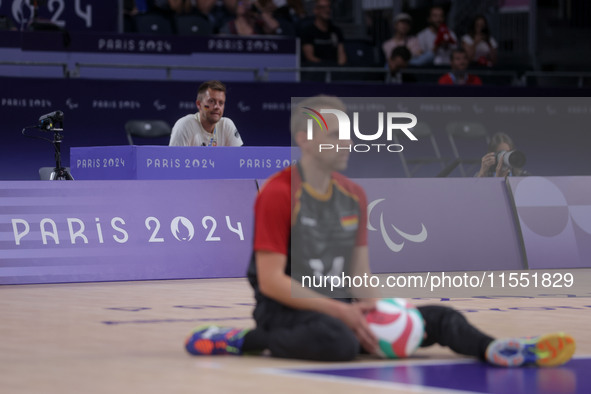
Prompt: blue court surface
<box><xmin>269</xmin><ymin>357</ymin><xmax>591</xmax><ymax>393</ymax></box>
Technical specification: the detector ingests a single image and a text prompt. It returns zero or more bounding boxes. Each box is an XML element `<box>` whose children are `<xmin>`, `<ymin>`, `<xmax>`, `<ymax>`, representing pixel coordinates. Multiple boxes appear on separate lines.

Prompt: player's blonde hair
<box><xmin>290</xmin><ymin>95</ymin><xmax>346</xmax><ymax>140</ymax></box>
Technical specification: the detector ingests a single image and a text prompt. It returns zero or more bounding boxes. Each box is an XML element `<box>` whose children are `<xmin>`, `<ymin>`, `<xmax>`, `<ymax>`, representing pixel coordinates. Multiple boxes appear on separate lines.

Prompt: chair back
<box><xmin>125</xmin><ymin>120</ymin><xmax>172</xmax><ymax>145</ymax></box>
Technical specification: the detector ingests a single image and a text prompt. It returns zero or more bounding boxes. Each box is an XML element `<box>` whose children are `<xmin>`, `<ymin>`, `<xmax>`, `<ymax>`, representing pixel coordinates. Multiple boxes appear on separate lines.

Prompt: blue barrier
<box><xmin>70</xmin><ymin>146</ymin><xmax>297</xmax><ymax>180</ymax></box>
<box><xmin>2</xmin><ymin>176</ymin><xmax>589</xmax><ymax>285</ymax></box>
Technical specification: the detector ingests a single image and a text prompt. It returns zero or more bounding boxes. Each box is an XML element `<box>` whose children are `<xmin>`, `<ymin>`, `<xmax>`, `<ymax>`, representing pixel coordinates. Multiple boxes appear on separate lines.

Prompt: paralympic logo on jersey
<box><xmin>302</xmin><ymin>107</ymin><xmax>418</xmax><ymax>153</ymax></box>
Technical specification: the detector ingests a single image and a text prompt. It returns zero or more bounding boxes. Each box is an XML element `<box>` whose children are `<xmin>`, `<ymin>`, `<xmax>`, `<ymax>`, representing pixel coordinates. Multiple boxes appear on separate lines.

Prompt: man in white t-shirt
<box><xmin>414</xmin><ymin>6</ymin><xmax>457</xmax><ymax>66</ymax></box>
<box><xmin>169</xmin><ymin>80</ymin><xmax>244</xmax><ymax>147</ymax></box>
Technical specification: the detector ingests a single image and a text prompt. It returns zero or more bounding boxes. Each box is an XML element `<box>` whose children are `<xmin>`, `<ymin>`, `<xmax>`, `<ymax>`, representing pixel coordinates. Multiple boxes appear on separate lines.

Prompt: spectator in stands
<box><xmin>219</xmin><ymin>0</ymin><xmax>284</xmax><ymax>35</ymax></box>
<box><xmin>273</xmin><ymin>0</ymin><xmax>307</xmax><ymax>36</ymax></box>
<box><xmin>415</xmin><ymin>6</ymin><xmax>457</xmax><ymax>66</ymax></box>
<box><xmin>169</xmin><ymin>80</ymin><xmax>243</xmax><ymax>147</ymax></box>
<box><xmin>124</xmin><ymin>1</ymin><xmax>139</xmax><ymax>32</ymax></box>
<box><xmin>195</xmin><ymin>0</ymin><xmax>216</xmax><ymax>16</ymax></box>
<box><xmin>462</xmin><ymin>15</ymin><xmax>498</xmax><ymax>67</ymax></box>
<box><xmin>273</xmin><ymin>0</ymin><xmax>307</xmax><ymax>24</ymax></box>
<box><xmin>438</xmin><ymin>48</ymin><xmax>482</xmax><ymax>85</ymax></box>
<box><xmin>301</xmin><ymin>0</ymin><xmax>347</xmax><ymax>66</ymax></box>
<box><xmin>209</xmin><ymin>0</ymin><xmax>238</xmax><ymax>33</ymax></box>
<box><xmin>382</xmin><ymin>13</ymin><xmax>421</xmax><ymax>64</ymax></box>
<box><xmin>477</xmin><ymin>133</ymin><xmax>528</xmax><ymax>177</ymax></box>
<box><xmin>124</xmin><ymin>0</ymin><xmax>140</xmax><ymax>16</ymax></box>
<box><xmin>191</xmin><ymin>0</ymin><xmax>217</xmax><ymax>29</ymax></box>
<box><xmin>153</xmin><ymin>0</ymin><xmax>194</xmax><ymax>15</ymax></box>
<box><xmin>126</xmin><ymin>0</ymin><xmax>149</xmax><ymax>14</ymax></box>
<box><xmin>388</xmin><ymin>46</ymin><xmax>414</xmax><ymax>83</ymax></box>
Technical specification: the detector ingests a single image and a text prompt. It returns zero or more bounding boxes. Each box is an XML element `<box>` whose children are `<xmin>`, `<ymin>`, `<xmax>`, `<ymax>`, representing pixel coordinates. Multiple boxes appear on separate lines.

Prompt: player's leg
<box><xmin>417</xmin><ymin>305</ymin><xmax>575</xmax><ymax>367</ymax></box>
<box><xmin>185</xmin><ymin>304</ymin><xmax>360</xmax><ymax>361</ymax></box>
<box><xmin>418</xmin><ymin>305</ymin><xmax>493</xmax><ymax>359</ymax></box>
<box><xmin>255</xmin><ymin>308</ymin><xmax>360</xmax><ymax>361</ymax></box>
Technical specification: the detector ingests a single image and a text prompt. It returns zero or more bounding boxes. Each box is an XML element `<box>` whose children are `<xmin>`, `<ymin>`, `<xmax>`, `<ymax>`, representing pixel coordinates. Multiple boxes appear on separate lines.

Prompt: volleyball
<box><xmin>366</xmin><ymin>298</ymin><xmax>425</xmax><ymax>359</ymax></box>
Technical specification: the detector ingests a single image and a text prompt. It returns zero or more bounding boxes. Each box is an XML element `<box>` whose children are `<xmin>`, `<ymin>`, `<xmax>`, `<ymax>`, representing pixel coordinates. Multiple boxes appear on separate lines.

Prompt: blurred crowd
<box><xmin>124</xmin><ymin>0</ymin><xmax>503</xmax><ymax>85</ymax></box>
<box><xmin>124</xmin><ymin>0</ymin><xmax>308</xmax><ymax>37</ymax></box>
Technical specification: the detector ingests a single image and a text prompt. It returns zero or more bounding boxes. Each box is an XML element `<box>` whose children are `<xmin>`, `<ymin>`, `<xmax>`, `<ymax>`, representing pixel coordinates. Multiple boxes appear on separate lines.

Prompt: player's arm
<box><xmin>256</xmin><ymin>250</ymin><xmax>342</xmax><ymax>311</ymax></box>
<box><xmin>337</xmin><ymin>43</ymin><xmax>347</xmax><ymax>66</ymax></box>
<box><xmin>256</xmin><ymin>250</ymin><xmax>378</xmax><ymax>353</ymax></box>
<box><xmin>347</xmin><ymin>185</ymin><xmax>379</xmax><ymax>303</ymax></box>
<box><xmin>349</xmin><ymin>245</ymin><xmax>380</xmax><ymax>303</ymax></box>
<box><xmin>302</xmin><ymin>44</ymin><xmax>321</xmax><ymax>63</ymax></box>
<box><xmin>336</xmin><ymin>28</ymin><xmax>347</xmax><ymax>65</ymax></box>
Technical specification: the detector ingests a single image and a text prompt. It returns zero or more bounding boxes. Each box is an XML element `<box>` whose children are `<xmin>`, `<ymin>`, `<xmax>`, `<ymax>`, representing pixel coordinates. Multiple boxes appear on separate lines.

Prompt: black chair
<box><xmin>446</xmin><ymin>121</ymin><xmax>490</xmax><ymax>177</ymax></box>
<box><xmin>393</xmin><ymin>123</ymin><xmax>446</xmax><ymax>177</ymax></box>
<box><xmin>134</xmin><ymin>14</ymin><xmax>173</xmax><ymax>35</ymax></box>
<box><xmin>338</xmin><ymin>40</ymin><xmax>384</xmax><ymax>81</ymax></box>
<box><xmin>174</xmin><ymin>15</ymin><xmax>212</xmax><ymax>36</ymax></box>
<box><xmin>345</xmin><ymin>40</ymin><xmax>381</xmax><ymax>68</ymax></box>
<box><xmin>125</xmin><ymin>120</ymin><xmax>172</xmax><ymax>145</ymax></box>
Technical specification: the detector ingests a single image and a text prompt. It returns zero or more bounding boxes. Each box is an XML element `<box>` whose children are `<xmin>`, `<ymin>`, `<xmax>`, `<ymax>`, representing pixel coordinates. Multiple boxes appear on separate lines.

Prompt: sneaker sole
<box><xmin>487</xmin><ymin>332</ymin><xmax>576</xmax><ymax>367</ymax></box>
<box><xmin>534</xmin><ymin>333</ymin><xmax>576</xmax><ymax>367</ymax></box>
<box><xmin>185</xmin><ymin>325</ymin><xmax>220</xmax><ymax>355</ymax></box>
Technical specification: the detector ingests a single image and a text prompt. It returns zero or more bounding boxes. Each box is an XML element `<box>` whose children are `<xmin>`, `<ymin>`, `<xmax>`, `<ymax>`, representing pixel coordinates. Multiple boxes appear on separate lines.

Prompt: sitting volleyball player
<box><xmin>185</xmin><ymin>96</ymin><xmax>575</xmax><ymax>367</ymax></box>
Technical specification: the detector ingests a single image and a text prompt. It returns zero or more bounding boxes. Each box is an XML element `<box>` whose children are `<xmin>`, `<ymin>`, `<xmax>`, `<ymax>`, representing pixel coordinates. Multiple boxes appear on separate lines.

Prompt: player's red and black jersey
<box><xmin>247</xmin><ymin>164</ymin><xmax>368</xmax><ymax>303</ymax></box>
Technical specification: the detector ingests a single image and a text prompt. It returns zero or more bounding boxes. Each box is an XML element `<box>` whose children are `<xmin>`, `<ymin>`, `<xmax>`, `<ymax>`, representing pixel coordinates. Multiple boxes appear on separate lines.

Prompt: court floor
<box><xmin>1</xmin><ymin>276</ymin><xmax>589</xmax><ymax>394</ymax></box>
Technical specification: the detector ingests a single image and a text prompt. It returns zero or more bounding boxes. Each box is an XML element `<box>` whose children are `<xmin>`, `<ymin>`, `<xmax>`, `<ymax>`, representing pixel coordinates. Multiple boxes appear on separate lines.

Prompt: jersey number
<box><xmin>309</xmin><ymin>257</ymin><xmax>345</xmax><ymax>286</ymax></box>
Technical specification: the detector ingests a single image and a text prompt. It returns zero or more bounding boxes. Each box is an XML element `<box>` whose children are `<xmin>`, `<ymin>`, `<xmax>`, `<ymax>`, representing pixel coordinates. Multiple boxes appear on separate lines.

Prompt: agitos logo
<box><xmin>302</xmin><ymin>107</ymin><xmax>418</xmax><ymax>153</ymax></box>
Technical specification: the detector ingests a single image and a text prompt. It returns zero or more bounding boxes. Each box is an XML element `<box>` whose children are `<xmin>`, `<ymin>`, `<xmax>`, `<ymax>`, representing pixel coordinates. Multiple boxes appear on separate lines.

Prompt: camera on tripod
<box><xmin>38</xmin><ymin>110</ymin><xmax>64</xmax><ymax>130</ymax></box>
<box><xmin>26</xmin><ymin>109</ymin><xmax>74</xmax><ymax>180</ymax></box>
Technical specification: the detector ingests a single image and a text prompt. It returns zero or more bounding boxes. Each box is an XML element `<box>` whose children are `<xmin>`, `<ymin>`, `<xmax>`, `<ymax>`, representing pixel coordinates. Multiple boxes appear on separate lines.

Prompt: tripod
<box><xmin>48</xmin><ymin>121</ymin><xmax>74</xmax><ymax>180</ymax></box>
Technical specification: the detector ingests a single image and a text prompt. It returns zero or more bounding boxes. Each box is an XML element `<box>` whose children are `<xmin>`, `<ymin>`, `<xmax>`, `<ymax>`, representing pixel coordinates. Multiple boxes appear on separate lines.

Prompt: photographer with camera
<box><xmin>461</xmin><ymin>15</ymin><xmax>497</xmax><ymax>68</ymax></box>
<box><xmin>477</xmin><ymin>133</ymin><xmax>528</xmax><ymax>177</ymax></box>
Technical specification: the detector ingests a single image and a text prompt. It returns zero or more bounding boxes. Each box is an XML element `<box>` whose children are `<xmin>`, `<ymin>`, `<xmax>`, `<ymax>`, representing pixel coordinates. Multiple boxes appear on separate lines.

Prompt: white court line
<box><xmin>263</xmin><ymin>357</ymin><xmax>480</xmax><ymax>372</ymax></box>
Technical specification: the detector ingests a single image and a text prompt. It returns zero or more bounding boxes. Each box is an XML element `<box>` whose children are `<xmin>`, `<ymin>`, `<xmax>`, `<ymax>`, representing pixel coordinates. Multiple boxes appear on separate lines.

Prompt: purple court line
<box><xmin>263</xmin><ymin>356</ymin><xmax>591</xmax><ymax>394</ymax></box>
<box><xmin>100</xmin><ymin>303</ymin><xmax>591</xmax><ymax>325</ymax></box>
<box><xmin>259</xmin><ymin>359</ymin><xmax>478</xmax><ymax>394</ymax></box>
<box><xmin>102</xmin><ymin>316</ymin><xmax>252</xmax><ymax>325</ymax></box>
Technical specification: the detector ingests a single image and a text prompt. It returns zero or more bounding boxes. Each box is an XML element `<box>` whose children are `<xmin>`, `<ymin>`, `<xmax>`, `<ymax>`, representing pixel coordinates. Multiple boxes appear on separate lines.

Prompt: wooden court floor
<box><xmin>1</xmin><ymin>274</ymin><xmax>590</xmax><ymax>394</ymax></box>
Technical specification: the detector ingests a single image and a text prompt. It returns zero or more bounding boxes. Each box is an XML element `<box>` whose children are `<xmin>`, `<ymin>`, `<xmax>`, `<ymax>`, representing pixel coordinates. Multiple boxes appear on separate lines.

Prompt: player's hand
<box><xmin>339</xmin><ymin>303</ymin><xmax>379</xmax><ymax>354</ymax></box>
<box><xmin>478</xmin><ymin>152</ymin><xmax>495</xmax><ymax>177</ymax></box>
<box><xmin>355</xmin><ymin>298</ymin><xmax>378</xmax><ymax>312</ymax></box>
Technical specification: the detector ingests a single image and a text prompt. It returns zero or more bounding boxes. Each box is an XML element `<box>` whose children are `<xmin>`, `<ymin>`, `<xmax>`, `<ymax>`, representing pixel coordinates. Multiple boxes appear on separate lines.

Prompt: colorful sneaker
<box><xmin>185</xmin><ymin>325</ymin><xmax>249</xmax><ymax>356</ymax></box>
<box><xmin>486</xmin><ymin>332</ymin><xmax>575</xmax><ymax>367</ymax></box>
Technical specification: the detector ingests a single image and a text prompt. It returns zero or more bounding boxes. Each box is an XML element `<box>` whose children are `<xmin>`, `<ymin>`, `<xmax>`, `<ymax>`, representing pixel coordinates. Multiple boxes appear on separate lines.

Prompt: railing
<box><xmin>72</xmin><ymin>63</ymin><xmax>262</xmax><ymax>80</ymax></box>
<box><xmin>262</xmin><ymin>66</ymin><xmax>390</xmax><ymax>83</ymax></box>
<box><xmin>0</xmin><ymin>61</ymin><xmax>69</xmax><ymax>76</ymax></box>
<box><xmin>263</xmin><ymin>66</ymin><xmax>520</xmax><ymax>85</ymax></box>
<box><xmin>2</xmin><ymin>61</ymin><xmax>591</xmax><ymax>88</ymax></box>
<box><xmin>400</xmin><ymin>68</ymin><xmax>521</xmax><ymax>85</ymax></box>
<box><xmin>523</xmin><ymin>71</ymin><xmax>591</xmax><ymax>88</ymax></box>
